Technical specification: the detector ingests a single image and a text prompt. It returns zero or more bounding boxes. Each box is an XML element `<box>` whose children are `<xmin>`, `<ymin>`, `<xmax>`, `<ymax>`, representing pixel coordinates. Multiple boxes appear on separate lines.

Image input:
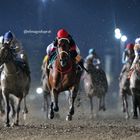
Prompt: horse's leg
<box><xmin>66</xmin><ymin>89</ymin><xmax>77</xmax><ymax>121</ymax></box>
<box><xmin>46</xmin><ymin>93</ymin><xmax>50</xmax><ymax>119</ymax></box>
<box><xmin>48</xmin><ymin>90</ymin><xmax>54</xmax><ymax>119</ymax></box>
<box><xmin>131</xmin><ymin>88</ymin><xmax>138</xmax><ymax>119</ymax></box>
<box><xmin>9</xmin><ymin>97</ymin><xmax>16</xmax><ymax>120</ymax></box>
<box><xmin>14</xmin><ymin>98</ymin><xmax>22</xmax><ymax>126</ymax></box>
<box><xmin>89</xmin><ymin>96</ymin><xmax>93</xmax><ymax>118</ymax></box>
<box><xmin>3</xmin><ymin>94</ymin><xmax>10</xmax><ymax>127</ymax></box>
<box><xmin>23</xmin><ymin>96</ymin><xmax>28</xmax><ymax>114</ymax></box>
<box><xmin>42</xmin><ymin>91</ymin><xmax>47</xmax><ymax>112</ymax></box>
<box><xmin>99</xmin><ymin>95</ymin><xmax>106</xmax><ymax>111</ymax></box>
<box><xmin>121</xmin><ymin>92</ymin><xmax>126</xmax><ymax>113</ymax></box>
<box><xmin>132</xmin><ymin>95</ymin><xmax>138</xmax><ymax>119</ymax></box>
<box><xmin>52</xmin><ymin>89</ymin><xmax>59</xmax><ymax>112</ymax></box>
<box><xmin>124</xmin><ymin>94</ymin><xmax>130</xmax><ymax>119</ymax></box>
<box><xmin>0</xmin><ymin>95</ymin><xmax>5</xmax><ymax>116</ymax></box>
<box><xmin>102</xmin><ymin>95</ymin><xmax>106</xmax><ymax>111</ymax></box>
<box><xmin>99</xmin><ymin>97</ymin><xmax>102</xmax><ymax>111</ymax></box>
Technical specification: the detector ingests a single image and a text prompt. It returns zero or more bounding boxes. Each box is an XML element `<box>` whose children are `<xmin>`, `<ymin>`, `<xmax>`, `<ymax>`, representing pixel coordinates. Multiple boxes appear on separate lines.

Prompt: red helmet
<box><xmin>126</xmin><ymin>43</ymin><xmax>134</xmax><ymax>50</ymax></box>
<box><xmin>57</xmin><ymin>29</ymin><xmax>69</xmax><ymax>39</ymax></box>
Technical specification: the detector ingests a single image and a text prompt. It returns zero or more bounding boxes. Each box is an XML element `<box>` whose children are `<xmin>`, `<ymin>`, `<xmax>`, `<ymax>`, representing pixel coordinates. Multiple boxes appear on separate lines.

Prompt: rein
<box><xmin>56</xmin><ymin>50</ymin><xmax>72</xmax><ymax>74</ymax></box>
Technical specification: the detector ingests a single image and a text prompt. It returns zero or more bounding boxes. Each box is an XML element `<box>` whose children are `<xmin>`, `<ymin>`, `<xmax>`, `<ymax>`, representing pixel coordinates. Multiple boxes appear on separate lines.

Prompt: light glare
<box><xmin>121</xmin><ymin>35</ymin><xmax>127</xmax><ymax>42</ymax></box>
<box><xmin>36</xmin><ymin>87</ymin><xmax>43</xmax><ymax>94</ymax></box>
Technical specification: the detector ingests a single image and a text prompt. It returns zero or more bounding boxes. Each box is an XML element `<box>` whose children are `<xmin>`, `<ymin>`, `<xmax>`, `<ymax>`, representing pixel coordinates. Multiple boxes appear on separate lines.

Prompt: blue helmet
<box><xmin>3</xmin><ymin>31</ymin><xmax>13</xmax><ymax>43</ymax></box>
<box><xmin>88</xmin><ymin>48</ymin><xmax>95</xmax><ymax>54</ymax></box>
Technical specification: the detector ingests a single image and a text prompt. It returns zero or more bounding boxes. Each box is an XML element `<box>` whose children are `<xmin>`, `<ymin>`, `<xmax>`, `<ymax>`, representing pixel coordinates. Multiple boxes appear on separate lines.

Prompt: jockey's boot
<box><xmin>75</xmin><ymin>55</ymin><xmax>88</xmax><ymax>73</ymax></box>
<box><xmin>75</xmin><ymin>55</ymin><xmax>83</xmax><ymax>71</ymax></box>
<box><xmin>44</xmin><ymin>55</ymin><xmax>52</xmax><ymax>69</ymax></box>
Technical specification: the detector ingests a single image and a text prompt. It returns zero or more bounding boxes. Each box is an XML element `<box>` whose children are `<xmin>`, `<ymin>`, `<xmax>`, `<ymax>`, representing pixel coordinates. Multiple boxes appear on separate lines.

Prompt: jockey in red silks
<box><xmin>44</xmin><ymin>29</ymin><xmax>83</xmax><ymax>69</ymax></box>
<box><xmin>119</xmin><ymin>43</ymin><xmax>135</xmax><ymax>80</ymax></box>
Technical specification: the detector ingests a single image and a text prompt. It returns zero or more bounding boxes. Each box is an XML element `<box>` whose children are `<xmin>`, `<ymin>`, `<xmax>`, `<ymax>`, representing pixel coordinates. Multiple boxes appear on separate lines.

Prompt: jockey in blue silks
<box><xmin>85</xmin><ymin>48</ymin><xmax>101</xmax><ymax>69</ymax></box>
<box><xmin>3</xmin><ymin>31</ymin><xmax>30</xmax><ymax>76</ymax></box>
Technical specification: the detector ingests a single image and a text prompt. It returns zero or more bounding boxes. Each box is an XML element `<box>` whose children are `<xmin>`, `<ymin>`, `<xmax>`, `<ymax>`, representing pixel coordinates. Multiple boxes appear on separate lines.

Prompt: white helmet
<box><xmin>135</xmin><ymin>37</ymin><xmax>140</xmax><ymax>44</ymax></box>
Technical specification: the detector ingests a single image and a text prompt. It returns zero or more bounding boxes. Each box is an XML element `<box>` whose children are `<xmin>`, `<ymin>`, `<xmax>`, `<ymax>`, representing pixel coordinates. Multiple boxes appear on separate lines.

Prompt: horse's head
<box><xmin>57</xmin><ymin>38</ymin><xmax>70</xmax><ymax>67</ymax></box>
<box><xmin>0</xmin><ymin>43</ymin><xmax>13</xmax><ymax>65</ymax></box>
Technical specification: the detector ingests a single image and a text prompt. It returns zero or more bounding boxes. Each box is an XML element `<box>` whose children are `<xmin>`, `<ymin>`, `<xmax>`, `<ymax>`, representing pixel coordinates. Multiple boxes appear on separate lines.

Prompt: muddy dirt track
<box><xmin>0</xmin><ymin>95</ymin><xmax>140</xmax><ymax>140</ymax></box>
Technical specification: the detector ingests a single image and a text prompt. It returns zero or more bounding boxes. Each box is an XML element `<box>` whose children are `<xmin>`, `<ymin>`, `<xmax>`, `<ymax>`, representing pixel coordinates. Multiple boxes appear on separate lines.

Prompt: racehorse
<box><xmin>46</xmin><ymin>38</ymin><xmax>82</xmax><ymax>121</ymax></box>
<box><xmin>0</xmin><ymin>43</ymin><xmax>30</xmax><ymax>127</ymax></box>
<box><xmin>130</xmin><ymin>61</ymin><xmax>140</xmax><ymax>119</ymax></box>
<box><xmin>119</xmin><ymin>61</ymin><xmax>133</xmax><ymax>119</ymax></box>
<box><xmin>41</xmin><ymin>62</ymin><xmax>50</xmax><ymax>117</ymax></box>
<box><xmin>82</xmin><ymin>61</ymin><xmax>108</xmax><ymax>118</ymax></box>
<box><xmin>0</xmin><ymin>83</ymin><xmax>5</xmax><ymax>116</ymax></box>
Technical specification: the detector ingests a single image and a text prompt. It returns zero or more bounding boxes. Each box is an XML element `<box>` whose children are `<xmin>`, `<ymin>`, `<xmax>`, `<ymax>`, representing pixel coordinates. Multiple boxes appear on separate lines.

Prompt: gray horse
<box><xmin>41</xmin><ymin>62</ymin><xmax>50</xmax><ymax>118</ymax></box>
<box><xmin>119</xmin><ymin>62</ymin><xmax>133</xmax><ymax>119</ymax></box>
<box><xmin>0</xmin><ymin>84</ymin><xmax>5</xmax><ymax>116</ymax></box>
<box><xmin>130</xmin><ymin>62</ymin><xmax>140</xmax><ymax>119</ymax></box>
<box><xmin>83</xmin><ymin>62</ymin><xmax>108</xmax><ymax>117</ymax></box>
<box><xmin>0</xmin><ymin>44</ymin><xmax>30</xmax><ymax>127</ymax></box>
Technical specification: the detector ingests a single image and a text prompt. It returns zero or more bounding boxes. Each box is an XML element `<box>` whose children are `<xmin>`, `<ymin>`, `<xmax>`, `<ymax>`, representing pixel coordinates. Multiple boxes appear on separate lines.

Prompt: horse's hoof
<box><xmin>125</xmin><ymin>115</ymin><xmax>130</xmax><ymax>120</ymax></box>
<box><xmin>48</xmin><ymin>111</ymin><xmax>54</xmax><ymax>119</ymax></box>
<box><xmin>53</xmin><ymin>106</ymin><xmax>59</xmax><ymax>112</ymax></box>
<box><xmin>66</xmin><ymin>115</ymin><xmax>72</xmax><ymax>121</ymax></box>
<box><xmin>4</xmin><ymin>123</ymin><xmax>10</xmax><ymax>127</ymax></box>
<box><xmin>22</xmin><ymin>109</ymin><xmax>28</xmax><ymax>114</ymax></box>
<box><xmin>132</xmin><ymin>115</ymin><xmax>138</xmax><ymax>119</ymax></box>
<box><xmin>69</xmin><ymin>109</ymin><xmax>74</xmax><ymax>115</ymax></box>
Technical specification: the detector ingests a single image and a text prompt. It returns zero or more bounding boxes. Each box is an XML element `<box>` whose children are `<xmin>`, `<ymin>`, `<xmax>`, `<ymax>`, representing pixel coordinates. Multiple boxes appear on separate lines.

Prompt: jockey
<box><xmin>85</xmin><ymin>48</ymin><xmax>101</xmax><ymax>69</ymax></box>
<box><xmin>122</xmin><ymin>43</ymin><xmax>135</xmax><ymax>64</ymax></box>
<box><xmin>0</xmin><ymin>36</ymin><xmax>3</xmax><ymax>48</ymax></box>
<box><xmin>130</xmin><ymin>38</ymin><xmax>140</xmax><ymax>70</ymax></box>
<box><xmin>3</xmin><ymin>31</ymin><xmax>30</xmax><ymax>76</ymax></box>
<box><xmin>45</xmin><ymin>29</ymin><xmax>83</xmax><ymax>69</ymax></box>
<box><xmin>119</xmin><ymin>43</ymin><xmax>134</xmax><ymax>80</ymax></box>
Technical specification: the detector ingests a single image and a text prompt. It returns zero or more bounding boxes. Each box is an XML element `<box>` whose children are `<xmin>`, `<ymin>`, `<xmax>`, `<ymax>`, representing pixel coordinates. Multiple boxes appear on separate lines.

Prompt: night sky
<box><xmin>0</xmin><ymin>0</ymin><xmax>140</xmax><ymax>84</ymax></box>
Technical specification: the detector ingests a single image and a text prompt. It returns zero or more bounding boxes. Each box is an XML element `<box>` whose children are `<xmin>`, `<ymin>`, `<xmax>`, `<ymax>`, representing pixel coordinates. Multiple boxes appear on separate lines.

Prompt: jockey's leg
<box><xmin>75</xmin><ymin>55</ymin><xmax>88</xmax><ymax>73</ymax></box>
<box><xmin>75</xmin><ymin>54</ymin><xmax>83</xmax><ymax>70</ymax></box>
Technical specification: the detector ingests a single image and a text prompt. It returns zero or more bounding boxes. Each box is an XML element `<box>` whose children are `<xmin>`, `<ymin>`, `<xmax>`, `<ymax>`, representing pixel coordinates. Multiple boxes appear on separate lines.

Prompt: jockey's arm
<box><xmin>122</xmin><ymin>51</ymin><xmax>128</xmax><ymax>64</ymax></box>
<box><xmin>130</xmin><ymin>52</ymin><xmax>139</xmax><ymax>69</ymax></box>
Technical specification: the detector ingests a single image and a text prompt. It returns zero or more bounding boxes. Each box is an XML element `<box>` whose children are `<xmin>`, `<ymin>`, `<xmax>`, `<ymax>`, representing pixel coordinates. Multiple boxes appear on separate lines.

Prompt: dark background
<box><xmin>0</xmin><ymin>0</ymin><xmax>140</xmax><ymax>93</ymax></box>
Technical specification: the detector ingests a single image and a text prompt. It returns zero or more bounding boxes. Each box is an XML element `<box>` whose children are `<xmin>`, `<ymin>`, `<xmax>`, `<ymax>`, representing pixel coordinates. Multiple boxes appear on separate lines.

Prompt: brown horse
<box><xmin>0</xmin><ymin>44</ymin><xmax>30</xmax><ymax>127</ymax></box>
<box><xmin>46</xmin><ymin>38</ymin><xmax>82</xmax><ymax>121</ymax></box>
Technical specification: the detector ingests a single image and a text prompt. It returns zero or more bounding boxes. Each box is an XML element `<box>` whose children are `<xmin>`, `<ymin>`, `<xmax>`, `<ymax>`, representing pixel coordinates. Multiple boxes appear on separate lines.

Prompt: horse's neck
<box><xmin>3</xmin><ymin>62</ymin><xmax>17</xmax><ymax>74</ymax></box>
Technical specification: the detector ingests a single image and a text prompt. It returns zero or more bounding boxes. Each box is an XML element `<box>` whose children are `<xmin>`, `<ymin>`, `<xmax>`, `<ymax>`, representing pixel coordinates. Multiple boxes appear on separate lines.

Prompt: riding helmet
<box><xmin>88</xmin><ymin>48</ymin><xmax>95</xmax><ymax>55</ymax></box>
<box><xmin>57</xmin><ymin>29</ymin><xmax>69</xmax><ymax>39</ymax></box>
